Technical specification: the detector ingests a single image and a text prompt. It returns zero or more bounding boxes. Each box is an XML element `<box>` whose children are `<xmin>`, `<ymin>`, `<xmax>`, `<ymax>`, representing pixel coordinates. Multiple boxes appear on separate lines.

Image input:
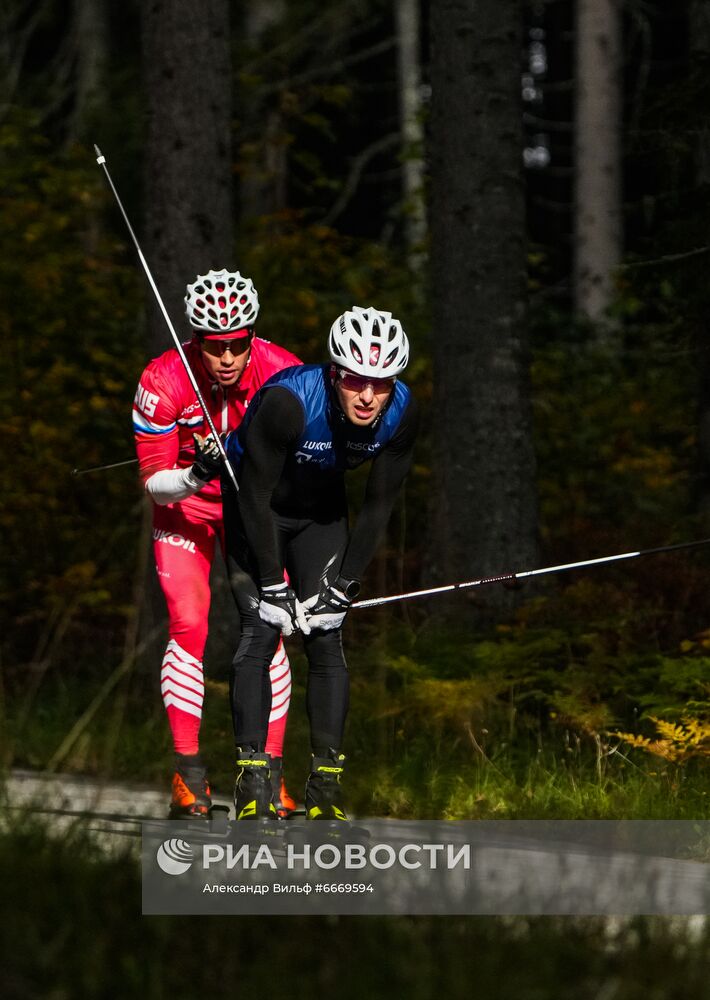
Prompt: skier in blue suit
<box><xmin>222</xmin><ymin>306</ymin><xmax>418</xmax><ymax>822</ymax></box>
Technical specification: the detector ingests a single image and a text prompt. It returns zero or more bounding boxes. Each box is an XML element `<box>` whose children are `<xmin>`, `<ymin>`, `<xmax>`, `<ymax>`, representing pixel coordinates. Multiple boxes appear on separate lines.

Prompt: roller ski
<box><xmin>285</xmin><ymin>751</ymin><xmax>369</xmax><ymax>846</ymax></box>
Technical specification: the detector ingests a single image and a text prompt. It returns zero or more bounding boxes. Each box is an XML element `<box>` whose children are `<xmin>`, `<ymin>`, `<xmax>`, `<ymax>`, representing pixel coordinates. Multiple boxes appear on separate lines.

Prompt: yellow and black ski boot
<box><xmin>234</xmin><ymin>749</ymin><xmax>277</xmax><ymax>821</ymax></box>
<box><xmin>305</xmin><ymin>750</ymin><xmax>348</xmax><ymax>822</ymax></box>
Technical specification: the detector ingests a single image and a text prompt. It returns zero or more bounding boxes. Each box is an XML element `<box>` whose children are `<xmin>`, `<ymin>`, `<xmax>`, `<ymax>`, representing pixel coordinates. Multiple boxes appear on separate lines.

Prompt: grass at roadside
<box><xmin>4</xmin><ymin>625</ymin><xmax>709</xmax><ymax>821</ymax></box>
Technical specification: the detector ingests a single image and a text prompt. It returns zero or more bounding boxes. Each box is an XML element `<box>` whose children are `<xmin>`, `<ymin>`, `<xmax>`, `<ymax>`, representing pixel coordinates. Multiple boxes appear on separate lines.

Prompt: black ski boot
<box><xmin>169</xmin><ymin>752</ymin><xmax>212</xmax><ymax>819</ymax></box>
<box><xmin>270</xmin><ymin>756</ymin><xmax>297</xmax><ymax>818</ymax></box>
<box><xmin>234</xmin><ymin>749</ymin><xmax>277</xmax><ymax>821</ymax></box>
<box><xmin>305</xmin><ymin>750</ymin><xmax>348</xmax><ymax>822</ymax></box>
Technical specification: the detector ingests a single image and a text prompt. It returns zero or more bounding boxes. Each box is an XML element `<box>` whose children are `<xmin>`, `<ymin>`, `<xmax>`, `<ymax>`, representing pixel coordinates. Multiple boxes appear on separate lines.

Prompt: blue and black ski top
<box><xmin>223</xmin><ymin>363</ymin><xmax>418</xmax><ymax>586</ymax></box>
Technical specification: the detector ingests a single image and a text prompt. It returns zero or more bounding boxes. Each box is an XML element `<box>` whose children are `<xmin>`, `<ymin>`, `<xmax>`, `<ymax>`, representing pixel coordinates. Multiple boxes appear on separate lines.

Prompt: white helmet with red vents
<box><xmin>328</xmin><ymin>306</ymin><xmax>409</xmax><ymax>377</ymax></box>
<box><xmin>184</xmin><ymin>269</ymin><xmax>259</xmax><ymax>332</ymax></box>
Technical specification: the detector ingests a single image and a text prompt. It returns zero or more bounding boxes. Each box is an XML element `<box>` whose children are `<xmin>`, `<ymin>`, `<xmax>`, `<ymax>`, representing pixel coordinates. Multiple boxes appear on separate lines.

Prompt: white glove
<box><xmin>303</xmin><ymin>580</ymin><xmax>354</xmax><ymax>632</ymax></box>
<box><xmin>259</xmin><ymin>584</ymin><xmax>311</xmax><ymax>637</ymax></box>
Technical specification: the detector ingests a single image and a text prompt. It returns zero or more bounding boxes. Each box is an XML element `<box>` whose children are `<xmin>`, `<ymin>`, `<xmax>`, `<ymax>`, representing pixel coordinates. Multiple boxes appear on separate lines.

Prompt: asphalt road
<box><xmin>8</xmin><ymin>770</ymin><xmax>710</xmax><ymax>915</ymax></box>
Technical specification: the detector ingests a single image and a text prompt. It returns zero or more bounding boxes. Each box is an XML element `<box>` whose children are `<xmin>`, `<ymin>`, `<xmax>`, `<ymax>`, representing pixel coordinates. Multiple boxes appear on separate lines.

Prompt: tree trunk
<box><xmin>68</xmin><ymin>0</ymin><xmax>108</xmax><ymax>143</ymax></box>
<box><xmin>394</xmin><ymin>0</ymin><xmax>426</xmax><ymax>264</ymax></box>
<box><xmin>689</xmin><ymin>0</ymin><xmax>710</xmax><ymax>512</ymax></box>
<box><xmin>139</xmin><ymin>0</ymin><xmax>235</xmax><ymax>669</ymax></box>
<box><xmin>142</xmin><ymin>0</ymin><xmax>233</xmax><ymax>352</ymax></box>
<box><xmin>573</xmin><ymin>0</ymin><xmax>622</xmax><ymax>325</ymax></box>
<box><xmin>690</xmin><ymin>0</ymin><xmax>710</xmax><ymax>186</ymax></box>
<box><xmin>428</xmin><ymin>0</ymin><xmax>538</xmax><ymax>616</ymax></box>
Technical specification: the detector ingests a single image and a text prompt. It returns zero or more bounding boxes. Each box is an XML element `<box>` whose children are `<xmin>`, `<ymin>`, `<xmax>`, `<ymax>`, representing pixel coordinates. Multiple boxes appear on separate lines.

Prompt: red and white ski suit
<box><xmin>133</xmin><ymin>336</ymin><xmax>302</xmax><ymax>756</ymax></box>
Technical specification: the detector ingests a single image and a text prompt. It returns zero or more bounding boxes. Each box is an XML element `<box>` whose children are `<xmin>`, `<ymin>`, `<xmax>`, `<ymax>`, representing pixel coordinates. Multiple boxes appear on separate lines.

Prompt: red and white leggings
<box><xmin>153</xmin><ymin>497</ymin><xmax>290</xmax><ymax>757</ymax></box>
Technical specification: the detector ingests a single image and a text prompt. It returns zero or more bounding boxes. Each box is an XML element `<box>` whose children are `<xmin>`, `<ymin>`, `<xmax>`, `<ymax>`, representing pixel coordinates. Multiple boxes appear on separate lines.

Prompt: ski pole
<box><xmin>72</xmin><ymin>458</ymin><xmax>138</xmax><ymax>477</ymax></box>
<box><xmin>93</xmin><ymin>144</ymin><xmax>239</xmax><ymax>494</ymax></box>
<box><xmin>351</xmin><ymin>537</ymin><xmax>710</xmax><ymax>610</ymax></box>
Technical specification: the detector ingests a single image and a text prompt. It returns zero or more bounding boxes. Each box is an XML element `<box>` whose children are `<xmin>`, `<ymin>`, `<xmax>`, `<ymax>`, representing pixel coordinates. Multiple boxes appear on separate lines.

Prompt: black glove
<box><xmin>191</xmin><ymin>432</ymin><xmax>222</xmax><ymax>483</ymax></box>
<box><xmin>303</xmin><ymin>576</ymin><xmax>360</xmax><ymax>631</ymax></box>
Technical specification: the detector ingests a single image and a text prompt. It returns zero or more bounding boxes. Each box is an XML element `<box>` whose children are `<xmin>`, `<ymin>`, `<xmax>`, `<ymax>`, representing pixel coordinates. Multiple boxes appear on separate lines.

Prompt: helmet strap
<box><xmin>327</xmin><ymin>365</ymin><xmax>347</xmax><ymax>425</ymax></box>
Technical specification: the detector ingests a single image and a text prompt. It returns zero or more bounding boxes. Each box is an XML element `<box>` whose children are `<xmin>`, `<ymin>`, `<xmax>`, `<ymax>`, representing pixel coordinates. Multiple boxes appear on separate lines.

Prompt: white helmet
<box><xmin>184</xmin><ymin>269</ymin><xmax>259</xmax><ymax>332</ymax></box>
<box><xmin>328</xmin><ymin>306</ymin><xmax>409</xmax><ymax>377</ymax></box>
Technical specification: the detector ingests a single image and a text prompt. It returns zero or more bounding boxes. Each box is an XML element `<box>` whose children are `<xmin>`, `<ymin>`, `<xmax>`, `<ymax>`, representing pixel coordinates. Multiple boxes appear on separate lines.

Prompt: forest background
<box><xmin>4</xmin><ymin>1</ymin><xmax>710</xmax><ymax>995</ymax></box>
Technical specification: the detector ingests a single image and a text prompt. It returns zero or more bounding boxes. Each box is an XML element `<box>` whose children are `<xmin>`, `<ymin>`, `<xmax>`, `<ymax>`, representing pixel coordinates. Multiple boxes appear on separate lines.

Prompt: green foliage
<box><xmin>335</xmin><ymin>564</ymin><xmax>710</xmax><ymax>819</ymax></box>
<box><xmin>11</xmin><ymin>583</ymin><xmax>710</xmax><ymax>822</ymax></box>
<box><xmin>0</xmin><ymin>113</ymin><xmax>144</xmax><ymax>666</ymax></box>
<box><xmin>531</xmin><ymin>328</ymin><xmax>695</xmax><ymax>546</ymax></box>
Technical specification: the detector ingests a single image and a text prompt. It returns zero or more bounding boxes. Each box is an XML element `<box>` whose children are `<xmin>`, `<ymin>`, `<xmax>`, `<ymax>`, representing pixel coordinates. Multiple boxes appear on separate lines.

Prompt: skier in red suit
<box><xmin>133</xmin><ymin>268</ymin><xmax>301</xmax><ymax>818</ymax></box>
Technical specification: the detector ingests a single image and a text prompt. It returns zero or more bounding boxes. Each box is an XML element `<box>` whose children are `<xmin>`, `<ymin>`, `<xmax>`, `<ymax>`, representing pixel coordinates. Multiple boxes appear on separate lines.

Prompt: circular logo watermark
<box><xmin>156</xmin><ymin>838</ymin><xmax>194</xmax><ymax>875</ymax></box>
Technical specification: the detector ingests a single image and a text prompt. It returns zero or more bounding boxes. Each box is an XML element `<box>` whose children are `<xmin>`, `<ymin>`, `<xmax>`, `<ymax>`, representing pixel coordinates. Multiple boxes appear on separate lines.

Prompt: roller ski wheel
<box><xmin>168</xmin><ymin>754</ymin><xmax>212</xmax><ymax>820</ymax></box>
